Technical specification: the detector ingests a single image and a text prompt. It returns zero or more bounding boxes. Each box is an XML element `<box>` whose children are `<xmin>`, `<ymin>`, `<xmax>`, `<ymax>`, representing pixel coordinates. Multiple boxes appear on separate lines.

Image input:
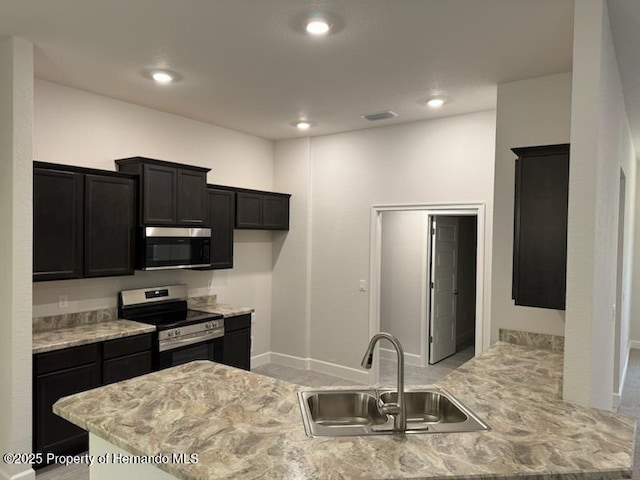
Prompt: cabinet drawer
<box><xmin>35</xmin><ymin>344</ymin><xmax>99</xmax><ymax>376</ymax></box>
<box><xmin>103</xmin><ymin>333</ymin><xmax>152</xmax><ymax>360</ymax></box>
<box><xmin>225</xmin><ymin>314</ymin><xmax>251</xmax><ymax>333</ymax></box>
<box><xmin>103</xmin><ymin>351</ymin><xmax>153</xmax><ymax>385</ymax></box>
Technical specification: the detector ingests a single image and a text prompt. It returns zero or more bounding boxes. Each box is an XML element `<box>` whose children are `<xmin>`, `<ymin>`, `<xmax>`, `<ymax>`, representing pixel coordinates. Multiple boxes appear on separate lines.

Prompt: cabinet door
<box><xmin>236</xmin><ymin>192</ymin><xmax>263</xmax><ymax>229</ymax></box>
<box><xmin>34</xmin><ymin>363</ymin><xmax>100</xmax><ymax>461</ymax></box>
<box><xmin>223</xmin><ymin>328</ymin><xmax>251</xmax><ymax>371</ymax></box>
<box><xmin>142</xmin><ymin>163</ymin><xmax>176</xmax><ymax>225</ymax></box>
<box><xmin>512</xmin><ymin>144</ymin><xmax>569</xmax><ymax>310</ymax></box>
<box><xmin>262</xmin><ymin>194</ymin><xmax>290</xmax><ymax>230</ymax></box>
<box><xmin>177</xmin><ymin>168</ymin><xmax>208</xmax><ymax>226</ymax></box>
<box><xmin>103</xmin><ymin>351</ymin><xmax>153</xmax><ymax>385</ymax></box>
<box><xmin>84</xmin><ymin>174</ymin><xmax>135</xmax><ymax>277</ymax></box>
<box><xmin>210</xmin><ymin>189</ymin><xmax>235</xmax><ymax>269</ymax></box>
<box><xmin>33</xmin><ymin>168</ymin><xmax>84</xmax><ymax>281</ymax></box>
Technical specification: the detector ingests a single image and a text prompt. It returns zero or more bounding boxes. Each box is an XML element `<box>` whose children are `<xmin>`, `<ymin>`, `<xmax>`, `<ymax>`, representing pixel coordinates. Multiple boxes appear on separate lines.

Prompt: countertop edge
<box><xmin>33</xmin><ymin>320</ymin><xmax>156</xmax><ymax>354</ymax></box>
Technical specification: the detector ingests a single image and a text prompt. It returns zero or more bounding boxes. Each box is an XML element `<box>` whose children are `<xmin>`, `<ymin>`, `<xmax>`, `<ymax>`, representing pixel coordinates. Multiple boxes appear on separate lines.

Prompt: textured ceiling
<box><xmin>0</xmin><ymin>0</ymin><xmax>575</xmax><ymax>139</ymax></box>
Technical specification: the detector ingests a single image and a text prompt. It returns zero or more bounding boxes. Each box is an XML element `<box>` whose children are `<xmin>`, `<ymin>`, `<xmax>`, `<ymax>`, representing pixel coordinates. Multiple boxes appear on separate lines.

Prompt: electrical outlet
<box><xmin>58</xmin><ymin>295</ymin><xmax>68</xmax><ymax>308</ymax></box>
<box><xmin>207</xmin><ymin>278</ymin><xmax>214</xmax><ymax>289</ymax></box>
<box><xmin>251</xmin><ymin>313</ymin><xmax>256</xmax><ymax>324</ymax></box>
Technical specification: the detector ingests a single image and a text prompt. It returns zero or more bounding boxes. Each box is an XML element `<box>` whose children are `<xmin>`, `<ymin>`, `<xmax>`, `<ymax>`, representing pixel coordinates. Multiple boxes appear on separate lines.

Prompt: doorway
<box><xmin>370</xmin><ymin>203</ymin><xmax>486</xmax><ymax>382</ymax></box>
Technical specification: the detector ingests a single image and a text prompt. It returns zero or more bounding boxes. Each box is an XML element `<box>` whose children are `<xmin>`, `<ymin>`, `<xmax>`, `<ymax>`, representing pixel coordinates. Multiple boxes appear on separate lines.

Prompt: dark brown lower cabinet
<box><xmin>102</xmin><ymin>334</ymin><xmax>153</xmax><ymax>385</ymax></box>
<box><xmin>33</xmin><ymin>334</ymin><xmax>152</xmax><ymax>468</ymax></box>
<box><xmin>222</xmin><ymin>314</ymin><xmax>251</xmax><ymax>371</ymax></box>
<box><xmin>34</xmin><ymin>345</ymin><xmax>100</xmax><ymax>467</ymax></box>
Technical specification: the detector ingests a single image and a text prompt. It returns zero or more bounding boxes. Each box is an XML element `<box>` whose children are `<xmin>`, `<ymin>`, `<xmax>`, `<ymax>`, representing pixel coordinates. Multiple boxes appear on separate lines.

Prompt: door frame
<box><xmin>369</xmin><ymin>202</ymin><xmax>488</xmax><ymax>380</ymax></box>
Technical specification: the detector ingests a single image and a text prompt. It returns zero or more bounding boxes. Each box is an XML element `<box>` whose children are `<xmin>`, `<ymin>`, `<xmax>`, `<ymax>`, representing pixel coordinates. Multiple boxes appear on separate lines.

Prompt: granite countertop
<box><xmin>33</xmin><ymin>320</ymin><xmax>156</xmax><ymax>354</ymax></box>
<box><xmin>53</xmin><ymin>342</ymin><xmax>635</xmax><ymax>480</ymax></box>
<box><xmin>187</xmin><ymin>297</ymin><xmax>254</xmax><ymax>318</ymax></box>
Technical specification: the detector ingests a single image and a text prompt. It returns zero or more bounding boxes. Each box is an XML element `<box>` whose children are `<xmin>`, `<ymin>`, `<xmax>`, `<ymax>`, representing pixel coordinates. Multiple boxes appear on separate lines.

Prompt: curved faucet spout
<box><xmin>361</xmin><ymin>332</ymin><xmax>406</xmax><ymax>432</ymax></box>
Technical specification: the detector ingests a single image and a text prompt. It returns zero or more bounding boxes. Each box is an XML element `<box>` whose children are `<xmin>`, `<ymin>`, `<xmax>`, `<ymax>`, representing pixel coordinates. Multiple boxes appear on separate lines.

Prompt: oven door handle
<box><xmin>158</xmin><ymin>328</ymin><xmax>224</xmax><ymax>352</ymax></box>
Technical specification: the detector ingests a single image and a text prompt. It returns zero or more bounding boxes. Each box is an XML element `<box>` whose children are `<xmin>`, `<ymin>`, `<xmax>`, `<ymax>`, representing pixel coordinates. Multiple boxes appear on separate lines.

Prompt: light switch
<box><xmin>359</xmin><ymin>280</ymin><xmax>366</xmax><ymax>292</ymax></box>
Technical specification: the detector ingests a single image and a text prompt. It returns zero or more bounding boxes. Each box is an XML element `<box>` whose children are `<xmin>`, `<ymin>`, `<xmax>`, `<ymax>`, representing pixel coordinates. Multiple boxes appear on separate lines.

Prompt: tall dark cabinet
<box><xmin>208</xmin><ymin>186</ymin><xmax>235</xmax><ymax>269</ymax></box>
<box><xmin>512</xmin><ymin>144</ymin><xmax>570</xmax><ymax>310</ymax></box>
<box><xmin>33</xmin><ymin>163</ymin><xmax>136</xmax><ymax>281</ymax></box>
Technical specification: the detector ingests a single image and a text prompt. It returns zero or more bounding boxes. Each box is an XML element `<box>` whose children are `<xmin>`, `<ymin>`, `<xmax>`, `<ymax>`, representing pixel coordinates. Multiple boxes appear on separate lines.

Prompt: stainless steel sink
<box><xmin>298</xmin><ymin>387</ymin><xmax>489</xmax><ymax>437</ymax></box>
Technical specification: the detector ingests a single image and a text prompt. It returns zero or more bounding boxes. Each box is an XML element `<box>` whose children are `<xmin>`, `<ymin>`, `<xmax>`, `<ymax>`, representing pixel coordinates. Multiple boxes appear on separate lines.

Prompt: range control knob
<box><xmin>175</xmin><ymin>329</ymin><xmax>181</xmax><ymax>337</ymax></box>
<box><xmin>205</xmin><ymin>322</ymin><xmax>212</xmax><ymax>329</ymax></box>
<box><xmin>168</xmin><ymin>331</ymin><xmax>174</xmax><ymax>338</ymax></box>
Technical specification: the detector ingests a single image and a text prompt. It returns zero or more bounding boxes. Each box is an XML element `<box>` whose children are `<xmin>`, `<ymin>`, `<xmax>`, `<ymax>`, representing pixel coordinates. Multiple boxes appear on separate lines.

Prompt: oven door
<box><xmin>157</xmin><ymin>337</ymin><xmax>222</xmax><ymax>370</ymax></box>
<box><xmin>141</xmin><ymin>227</ymin><xmax>211</xmax><ymax>270</ymax></box>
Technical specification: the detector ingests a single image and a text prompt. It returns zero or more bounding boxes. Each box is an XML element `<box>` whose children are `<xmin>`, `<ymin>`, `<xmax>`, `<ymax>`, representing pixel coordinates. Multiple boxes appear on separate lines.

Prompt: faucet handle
<box><xmin>380</xmin><ymin>402</ymin><xmax>401</xmax><ymax>416</ymax></box>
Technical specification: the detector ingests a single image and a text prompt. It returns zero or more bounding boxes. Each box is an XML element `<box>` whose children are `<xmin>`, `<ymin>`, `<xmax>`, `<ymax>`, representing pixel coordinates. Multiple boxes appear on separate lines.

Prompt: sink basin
<box><xmin>298</xmin><ymin>387</ymin><xmax>489</xmax><ymax>437</ymax></box>
<box><xmin>378</xmin><ymin>389</ymin><xmax>488</xmax><ymax>433</ymax></box>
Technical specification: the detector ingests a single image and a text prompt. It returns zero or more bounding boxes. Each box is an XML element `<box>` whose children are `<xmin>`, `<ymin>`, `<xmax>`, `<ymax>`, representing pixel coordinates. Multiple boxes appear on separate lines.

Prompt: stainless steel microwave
<box><xmin>138</xmin><ymin>227</ymin><xmax>211</xmax><ymax>270</ymax></box>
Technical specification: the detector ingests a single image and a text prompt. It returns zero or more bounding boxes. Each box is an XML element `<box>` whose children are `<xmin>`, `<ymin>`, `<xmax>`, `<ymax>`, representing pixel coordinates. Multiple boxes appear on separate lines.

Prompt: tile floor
<box><xmin>618</xmin><ymin>348</ymin><xmax>640</xmax><ymax>418</ymax></box>
<box><xmin>36</xmin><ymin>346</ymin><xmax>640</xmax><ymax>479</ymax></box>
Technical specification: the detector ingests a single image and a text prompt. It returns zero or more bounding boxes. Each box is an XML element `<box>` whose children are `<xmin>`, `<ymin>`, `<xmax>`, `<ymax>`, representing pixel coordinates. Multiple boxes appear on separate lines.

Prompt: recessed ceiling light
<box><xmin>152</xmin><ymin>71</ymin><xmax>174</xmax><ymax>84</ymax></box>
<box><xmin>427</xmin><ymin>98</ymin><xmax>445</xmax><ymax>108</ymax></box>
<box><xmin>306</xmin><ymin>19</ymin><xmax>331</xmax><ymax>35</ymax></box>
<box><xmin>295</xmin><ymin>121</ymin><xmax>312</xmax><ymax>130</ymax></box>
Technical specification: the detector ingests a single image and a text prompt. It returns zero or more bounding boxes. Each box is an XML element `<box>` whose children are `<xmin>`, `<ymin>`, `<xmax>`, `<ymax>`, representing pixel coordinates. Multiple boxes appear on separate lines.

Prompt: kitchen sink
<box><xmin>298</xmin><ymin>387</ymin><xmax>489</xmax><ymax>437</ymax></box>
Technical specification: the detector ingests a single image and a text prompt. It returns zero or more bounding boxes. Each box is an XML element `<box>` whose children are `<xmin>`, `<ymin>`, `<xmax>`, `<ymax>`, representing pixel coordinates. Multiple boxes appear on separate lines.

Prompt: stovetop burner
<box><xmin>118</xmin><ymin>284</ymin><xmax>223</xmax><ymax>330</ymax></box>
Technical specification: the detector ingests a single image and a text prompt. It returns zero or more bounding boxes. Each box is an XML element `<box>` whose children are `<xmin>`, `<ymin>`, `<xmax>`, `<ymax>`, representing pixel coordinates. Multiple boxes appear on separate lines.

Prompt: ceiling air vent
<box><xmin>361</xmin><ymin>111</ymin><xmax>398</xmax><ymax>122</ymax></box>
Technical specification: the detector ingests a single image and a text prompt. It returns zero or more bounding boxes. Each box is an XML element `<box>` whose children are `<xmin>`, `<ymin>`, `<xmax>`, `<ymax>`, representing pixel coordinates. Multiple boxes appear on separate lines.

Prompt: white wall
<box><xmin>564</xmin><ymin>0</ymin><xmax>637</xmax><ymax>409</ymax></box>
<box><xmin>296</xmin><ymin>111</ymin><xmax>496</xmax><ymax>372</ymax></box>
<box><xmin>491</xmin><ymin>73</ymin><xmax>572</xmax><ymax>342</ymax></box>
<box><xmin>0</xmin><ymin>37</ymin><xmax>35</xmax><ymax>480</ymax></box>
<box><xmin>380</xmin><ymin>210</ymin><xmax>427</xmax><ymax>358</ymax></box>
<box><xmin>33</xmin><ymin>80</ymin><xmax>276</xmax><ymax>356</ymax></box>
<box><xmin>271</xmin><ymin>138</ymin><xmax>311</xmax><ymax>361</ymax></box>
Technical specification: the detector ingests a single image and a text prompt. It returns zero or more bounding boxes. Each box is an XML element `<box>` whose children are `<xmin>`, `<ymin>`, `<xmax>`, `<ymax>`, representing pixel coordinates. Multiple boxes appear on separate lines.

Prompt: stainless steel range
<box><xmin>118</xmin><ymin>284</ymin><xmax>224</xmax><ymax>369</ymax></box>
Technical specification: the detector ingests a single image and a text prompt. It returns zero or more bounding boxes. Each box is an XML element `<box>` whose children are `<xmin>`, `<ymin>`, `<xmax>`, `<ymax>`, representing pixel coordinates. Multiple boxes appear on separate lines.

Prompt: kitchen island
<box><xmin>53</xmin><ymin>342</ymin><xmax>635</xmax><ymax>479</ymax></box>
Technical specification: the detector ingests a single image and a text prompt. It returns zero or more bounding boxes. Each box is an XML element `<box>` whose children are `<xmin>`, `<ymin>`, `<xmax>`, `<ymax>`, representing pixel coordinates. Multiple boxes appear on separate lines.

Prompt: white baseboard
<box><xmin>270</xmin><ymin>352</ymin><xmax>310</xmax><ymax>370</ymax></box>
<box><xmin>250</xmin><ymin>352</ymin><xmax>272</xmax><ymax>369</ymax></box>
<box><xmin>380</xmin><ymin>347</ymin><xmax>422</xmax><ymax>366</ymax></box>
<box><xmin>0</xmin><ymin>466</ymin><xmax>35</xmax><ymax>480</ymax></box>
<box><xmin>265</xmin><ymin>350</ymin><xmax>371</xmax><ymax>384</ymax></box>
<box><xmin>308</xmin><ymin>358</ymin><xmax>370</xmax><ymax>384</ymax></box>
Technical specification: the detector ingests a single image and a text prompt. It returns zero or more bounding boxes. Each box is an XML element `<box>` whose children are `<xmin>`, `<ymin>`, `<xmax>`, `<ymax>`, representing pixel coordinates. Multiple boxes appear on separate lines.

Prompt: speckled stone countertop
<box><xmin>188</xmin><ymin>296</ymin><xmax>254</xmax><ymax>318</ymax></box>
<box><xmin>53</xmin><ymin>341</ymin><xmax>634</xmax><ymax>479</ymax></box>
<box><xmin>33</xmin><ymin>320</ymin><xmax>156</xmax><ymax>354</ymax></box>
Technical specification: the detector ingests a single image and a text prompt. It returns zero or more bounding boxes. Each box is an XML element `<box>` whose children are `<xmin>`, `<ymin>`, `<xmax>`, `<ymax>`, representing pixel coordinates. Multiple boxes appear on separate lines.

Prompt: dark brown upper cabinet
<box><xmin>208</xmin><ymin>187</ymin><xmax>235</xmax><ymax>269</ymax></box>
<box><xmin>512</xmin><ymin>144</ymin><xmax>570</xmax><ymax>310</ymax></box>
<box><xmin>235</xmin><ymin>188</ymin><xmax>290</xmax><ymax>230</ymax></box>
<box><xmin>33</xmin><ymin>162</ymin><xmax>136</xmax><ymax>282</ymax></box>
<box><xmin>33</xmin><ymin>168</ymin><xmax>84</xmax><ymax>281</ymax></box>
<box><xmin>115</xmin><ymin>157</ymin><xmax>210</xmax><ymax>226</ymax></box>
<box><xmin>84</xmin><ymin>174</ymin><xmax>135</xmax><ymax>278</ymax></box>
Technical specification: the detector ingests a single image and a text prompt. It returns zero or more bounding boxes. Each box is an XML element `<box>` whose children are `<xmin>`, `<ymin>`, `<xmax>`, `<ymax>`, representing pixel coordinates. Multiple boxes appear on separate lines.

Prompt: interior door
<box><xmin>429</xmin><ymin>216</ymin><xmax>459</xmax><ymax>364</ymax></box>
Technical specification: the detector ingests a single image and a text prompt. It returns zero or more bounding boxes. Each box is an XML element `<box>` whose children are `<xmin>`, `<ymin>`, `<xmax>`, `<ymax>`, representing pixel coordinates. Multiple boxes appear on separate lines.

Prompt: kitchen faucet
<box><xmin>360</xmin><ymin>332</ymin><xmax>406</xmax><ymax>432</ymax></box>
